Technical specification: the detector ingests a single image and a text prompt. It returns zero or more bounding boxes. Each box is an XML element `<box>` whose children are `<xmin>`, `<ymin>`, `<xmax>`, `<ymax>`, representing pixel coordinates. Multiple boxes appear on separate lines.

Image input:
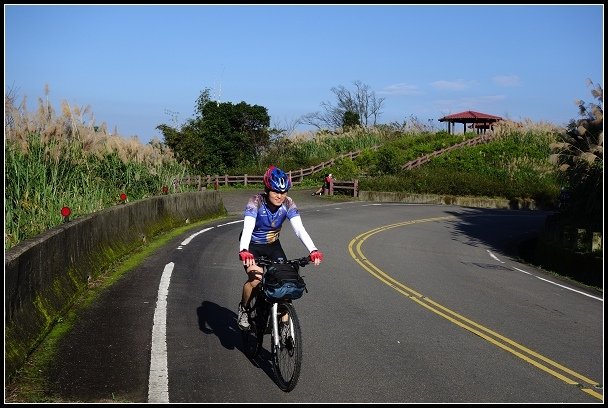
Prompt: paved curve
<box><xmin>8</xmin><ymin>190</ymin><xmax>602</xmax><ymax>403</ymax></box>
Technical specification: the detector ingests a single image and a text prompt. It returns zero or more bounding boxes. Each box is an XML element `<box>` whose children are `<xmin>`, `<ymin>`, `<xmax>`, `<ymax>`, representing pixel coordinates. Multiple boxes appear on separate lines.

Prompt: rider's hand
<box><xmin>239</xmin><ymin>250</ymin><xmax>255</xmax><ymax>267</ymax></box>
<box><xmin>310</xmin><ymin>250</ymin><xmax>323</xmax><ymax>265</ymax></box>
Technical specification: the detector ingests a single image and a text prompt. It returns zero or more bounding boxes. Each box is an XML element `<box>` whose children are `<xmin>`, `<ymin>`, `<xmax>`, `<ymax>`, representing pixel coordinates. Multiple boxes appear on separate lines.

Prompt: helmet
<box><xmin>263</xmin><ymin>165</ymin><xmax>291</xmax><ymax>193</ymax></box>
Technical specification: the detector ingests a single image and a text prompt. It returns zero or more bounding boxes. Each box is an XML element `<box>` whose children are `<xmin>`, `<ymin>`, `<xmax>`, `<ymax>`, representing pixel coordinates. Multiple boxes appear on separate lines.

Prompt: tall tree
<box><xmin>157</xmin><ymin>89</ymin><xmax>270</xmax><ymax>174</ymax></box>
<box><xmin>300</xmin><ymin>80</ymin><xmax>385</xmax><ymax>130</ymax></box>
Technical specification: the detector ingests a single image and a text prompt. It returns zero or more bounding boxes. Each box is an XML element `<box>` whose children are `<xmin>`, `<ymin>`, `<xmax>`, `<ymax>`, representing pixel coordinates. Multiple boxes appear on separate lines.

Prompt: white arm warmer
<box><xmin>239</xmin><ymin>216</ymin><xmax>256</xmax><ymax>251</ymax></box>
<box><xmin>289</xmin><ymin>215</ymin><xmax>318</xmax><ymax>253</ymax></box>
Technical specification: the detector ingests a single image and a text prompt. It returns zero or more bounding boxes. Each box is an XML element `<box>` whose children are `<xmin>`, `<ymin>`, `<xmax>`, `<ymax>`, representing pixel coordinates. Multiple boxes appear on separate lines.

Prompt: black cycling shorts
<box><xmin>248</xmin><ymin>240</ymin><xmax>287</xmax><ymax>264</ymax></box>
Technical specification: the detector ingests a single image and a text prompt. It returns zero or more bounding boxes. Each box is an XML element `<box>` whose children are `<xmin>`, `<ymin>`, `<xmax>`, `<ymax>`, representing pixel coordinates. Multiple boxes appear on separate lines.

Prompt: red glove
<box><xmin>309</xmin><ymin>250</ymin><xmax>324</xmax><ymax>263</ymax></box>
<box><xmin>239</xmin><ymin>250</ymin><xmax>254</xmax><ymax>262</ymax></box>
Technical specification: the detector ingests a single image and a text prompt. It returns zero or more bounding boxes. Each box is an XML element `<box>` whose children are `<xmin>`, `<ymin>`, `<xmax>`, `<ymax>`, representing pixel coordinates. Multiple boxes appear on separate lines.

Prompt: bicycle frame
<box><xmin>241</xmin><ymin>256</ymin><xmax>310</xmax><ymax>392</ymax></box>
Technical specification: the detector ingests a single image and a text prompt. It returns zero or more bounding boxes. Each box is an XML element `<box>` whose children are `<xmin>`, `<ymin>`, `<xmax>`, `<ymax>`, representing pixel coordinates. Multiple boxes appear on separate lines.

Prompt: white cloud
<box><xmin>378</xmin><ymin>83</ymin><xmax>423</xmax><ymax>95</ymax></box>
<box><xmin>430</xmin><ymin>79</ymin><xmax>474</xmax><ymax>91</ymax></box>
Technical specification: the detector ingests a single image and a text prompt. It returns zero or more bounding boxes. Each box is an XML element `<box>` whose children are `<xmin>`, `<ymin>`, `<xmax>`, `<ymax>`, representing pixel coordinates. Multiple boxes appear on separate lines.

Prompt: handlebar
<box><xmin>254</xmin><ymin>256</ymin><xmax>311</xmax><ymax>268</ymax></box>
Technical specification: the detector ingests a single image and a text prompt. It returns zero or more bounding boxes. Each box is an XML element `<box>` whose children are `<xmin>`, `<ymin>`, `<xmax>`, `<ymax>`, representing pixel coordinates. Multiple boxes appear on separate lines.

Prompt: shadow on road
<box><xmin>196</xmin><ymin>300</ymin><xmax>275</xmax><ymax>381</ymax></box>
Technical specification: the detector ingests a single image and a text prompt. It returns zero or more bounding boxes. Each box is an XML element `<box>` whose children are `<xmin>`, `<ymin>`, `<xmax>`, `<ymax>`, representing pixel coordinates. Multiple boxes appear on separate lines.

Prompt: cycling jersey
<box><xmin>239</xmin><ymin>193</ymin><xmax>317</xmax><ymax>253</ymax></box>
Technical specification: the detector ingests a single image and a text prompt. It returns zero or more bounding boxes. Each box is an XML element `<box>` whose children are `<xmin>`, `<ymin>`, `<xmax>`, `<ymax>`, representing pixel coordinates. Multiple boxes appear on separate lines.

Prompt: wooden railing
<box><xmin>327</xmin><ymin>179</ymin><xmax>359</xmax><ymax>197</ymax></box>
<box><xmin>173</xmin><ymin>149</ymin><xmax>369</xmax><ymax>191</ymax></box>
<box><xmin>173</xmin><ymin>134</ymin><xmax>496</xmax><ymax>195</ymax></box>
<box><xmin>401</xmin><ymin>133</ymin><xmax>497</xmax><ymax>170</ymax></box>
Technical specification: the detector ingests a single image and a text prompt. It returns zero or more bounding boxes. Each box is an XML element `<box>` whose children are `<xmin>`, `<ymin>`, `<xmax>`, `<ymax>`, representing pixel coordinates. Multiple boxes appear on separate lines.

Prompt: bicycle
<box><xmin>240</xmin><ymin>255</ymin><xmax>311</xmax><ymax>392</ymax></box>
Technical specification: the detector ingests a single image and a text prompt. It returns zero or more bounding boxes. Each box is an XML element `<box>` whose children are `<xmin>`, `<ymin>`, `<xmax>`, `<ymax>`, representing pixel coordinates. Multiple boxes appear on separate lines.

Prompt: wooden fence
<box><xmin>173</xmin><ymin>135</ymin><xmax>494</xmax><ymax>197</ymax></box>
<box><xmin>172</xmin><ymin>149</ymin><xmax>366</xmax><ymax>194</ymax></box>
<box><xmin>327</xmin><ymin>179</ymin><xmax>359</xmax><ymax>197</ymax></box>
<box><xmin>401</xmin><ymin>133</ymin><xmax>497</xmax><ymax>170</ymax></box>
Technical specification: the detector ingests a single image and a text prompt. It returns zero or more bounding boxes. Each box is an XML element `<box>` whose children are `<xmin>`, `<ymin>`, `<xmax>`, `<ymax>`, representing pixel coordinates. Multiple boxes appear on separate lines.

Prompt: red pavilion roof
<box><xmin>438</xmin><ymin>110</ymin><xmax>503</xmax><ymax>122</ymax></box>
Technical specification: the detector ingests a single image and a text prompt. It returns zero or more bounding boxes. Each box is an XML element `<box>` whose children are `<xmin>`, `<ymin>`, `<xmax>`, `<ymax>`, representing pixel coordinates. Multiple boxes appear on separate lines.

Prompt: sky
<box><xmin>5</xmin><ymin>4</ymin><xmax>604</xmax><ymax>144</ymax></box>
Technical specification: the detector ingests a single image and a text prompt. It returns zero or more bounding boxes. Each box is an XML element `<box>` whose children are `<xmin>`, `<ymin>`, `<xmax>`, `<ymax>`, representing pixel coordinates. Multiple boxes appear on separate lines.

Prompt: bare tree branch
<box><xmin>301</xmin><ymin>80</ymin><xmax>385</xmax><ymax>130</ymax></box>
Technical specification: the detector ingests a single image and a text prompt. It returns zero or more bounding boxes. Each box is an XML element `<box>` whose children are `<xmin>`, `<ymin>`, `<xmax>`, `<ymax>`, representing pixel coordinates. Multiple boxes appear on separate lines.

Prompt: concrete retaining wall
<box><xmin>359</xmin><ymin>191</ymin><xmax>538</xmax><ymax>210</ymax></box>
<box><xmin>5</xmin><ymin>191</ymin><xmax>225</xmax><ymax>380</ymax></box>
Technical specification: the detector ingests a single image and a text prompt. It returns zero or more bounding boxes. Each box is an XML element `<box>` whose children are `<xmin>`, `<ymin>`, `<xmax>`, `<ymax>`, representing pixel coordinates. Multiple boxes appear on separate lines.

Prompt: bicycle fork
<box><xmin>271</xmin><ymin>303</ymin><xmax>280</xmax><ymax>348</ymax></box>
<box><xmin>271</xmin><ymin>303</ymin><xmax>293</xmax><ymax>348</ymax></box>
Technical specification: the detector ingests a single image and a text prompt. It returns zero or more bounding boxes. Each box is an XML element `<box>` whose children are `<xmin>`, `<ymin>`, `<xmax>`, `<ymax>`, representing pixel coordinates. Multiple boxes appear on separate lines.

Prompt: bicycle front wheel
<box><xmin>272</xmin><ymin>302</ymin><xmax>303</xmax><ymax>392</ymax></box>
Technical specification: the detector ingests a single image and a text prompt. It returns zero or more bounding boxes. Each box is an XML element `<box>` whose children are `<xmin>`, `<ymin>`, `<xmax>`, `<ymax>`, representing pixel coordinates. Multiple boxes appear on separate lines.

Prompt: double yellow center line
<box><xmin>348</xmin><ymin>217</ymin><xmax>602</xmax><ymax>401</ymax></box>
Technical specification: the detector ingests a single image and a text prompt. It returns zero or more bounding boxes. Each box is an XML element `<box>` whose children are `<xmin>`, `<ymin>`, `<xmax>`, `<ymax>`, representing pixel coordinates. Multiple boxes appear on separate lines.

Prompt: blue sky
<box><xmin>5</xmin><ymin>5</ymin><xmax>604</xmax><ymax>144</ymax></box>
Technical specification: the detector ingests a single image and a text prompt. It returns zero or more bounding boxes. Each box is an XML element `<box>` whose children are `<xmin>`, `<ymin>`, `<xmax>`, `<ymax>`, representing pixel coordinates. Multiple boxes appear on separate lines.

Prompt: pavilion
<box><xmin>438</xmin><ymin>110</ymin><xmax>503</xmax><ymax>135</ymax></box>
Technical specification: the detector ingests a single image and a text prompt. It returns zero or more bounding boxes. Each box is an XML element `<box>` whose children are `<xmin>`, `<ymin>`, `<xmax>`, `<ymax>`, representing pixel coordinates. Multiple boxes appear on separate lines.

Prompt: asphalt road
<box><xmin>30</xmin><ymin>191</ymin><xmax>604</xmax><ymax>403</ymax></box>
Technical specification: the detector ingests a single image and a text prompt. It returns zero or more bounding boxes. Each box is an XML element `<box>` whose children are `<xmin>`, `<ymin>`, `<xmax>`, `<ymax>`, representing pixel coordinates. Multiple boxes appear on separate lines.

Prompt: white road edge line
<box><xmin>217</xmin><ymin>220</ymin><xmax>243</xmax><ymax>227</ymax></box>
<box><xmin>486</xmin><ymin>249</ymin><xmax>505</xmax><ymax>263</ymax></box>
<box><xmin>487</xmin><ymin>250</ymin><xmax>601</xmax><ymax>302</ymax></box>
<box><xmin>148</xmin><ymin>262</ymin><xmax>174</xmax><ymax>403</ymax></box>
<box><xmin>511</xmin><ymin>266</ymin><xmax>603</xmax><ymax>301</ymax></box>
<box><xmin>150</xmin><ymin>221</ymin><xmax>234</xmax><ymax>401</ymax></box>
<box><xmin>180</xmin><ymin>227</ymin><xmax>214</xmax><ymax>246</ymax></box>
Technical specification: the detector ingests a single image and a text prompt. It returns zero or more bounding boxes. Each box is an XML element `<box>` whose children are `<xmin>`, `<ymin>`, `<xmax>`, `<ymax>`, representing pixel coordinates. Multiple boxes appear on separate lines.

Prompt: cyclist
<box><xmin>237</xmin><ymin>165</ymin><xmax>324</xmax><ymax>330</ymax></box>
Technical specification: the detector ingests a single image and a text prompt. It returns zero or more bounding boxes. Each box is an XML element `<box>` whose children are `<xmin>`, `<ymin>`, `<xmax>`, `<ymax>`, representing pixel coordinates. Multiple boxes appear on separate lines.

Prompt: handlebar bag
<box><xmin>263</xmin><ymin>263</ymin><xmax>306</xmax><ymax>300</ymax></box>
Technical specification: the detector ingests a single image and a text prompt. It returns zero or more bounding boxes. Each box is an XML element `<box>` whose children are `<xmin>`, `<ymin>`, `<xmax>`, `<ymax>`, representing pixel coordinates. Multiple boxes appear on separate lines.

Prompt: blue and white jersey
<box><xmin>244</xmin><ymin>193</ymin><xmax>300</xmax><ymax>244</ymax></box>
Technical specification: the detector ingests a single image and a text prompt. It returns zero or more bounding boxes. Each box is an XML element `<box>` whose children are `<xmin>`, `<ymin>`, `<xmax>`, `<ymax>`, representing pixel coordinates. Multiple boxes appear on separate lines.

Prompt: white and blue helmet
<box><xmin>263</xmin><ymin>165</ymin><xmax>291</xmax><ymax>193</ymax></box>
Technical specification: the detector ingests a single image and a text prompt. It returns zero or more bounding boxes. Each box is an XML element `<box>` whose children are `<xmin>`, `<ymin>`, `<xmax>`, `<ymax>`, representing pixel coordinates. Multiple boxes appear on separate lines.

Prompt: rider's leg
<box><xmin>238</xmin><ymin>264</ymin><xmax>263</xmax><ymax>330</ymax></box>
<box><xmin>241</xmin><ymin>265</ymin><xmax>263</xmax><ymax>307</ymax></box>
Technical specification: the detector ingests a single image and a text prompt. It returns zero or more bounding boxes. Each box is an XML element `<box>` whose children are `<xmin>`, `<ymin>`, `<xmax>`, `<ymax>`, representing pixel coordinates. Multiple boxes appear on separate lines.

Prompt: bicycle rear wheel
<box><xmin>272</xmin><ymin>302</ymin><xmax>302</xmax><ymax>392</ymax></box>
<box><xmin>241</xmin><ymin>294</ymin><xmax>266</xmax><ymax>359</ymax></box>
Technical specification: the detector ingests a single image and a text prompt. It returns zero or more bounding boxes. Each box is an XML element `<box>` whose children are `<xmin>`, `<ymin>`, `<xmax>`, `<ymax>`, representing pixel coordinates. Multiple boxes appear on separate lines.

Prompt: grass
<box><xmin>4</xmin><ymin>88</ymin><xmax>194</xmax><ymax>251</ymax></box>
<box><xmin>5</xmin><ymin>86</ymin><xmax>567</xmax><ymax>251</ymax></box>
